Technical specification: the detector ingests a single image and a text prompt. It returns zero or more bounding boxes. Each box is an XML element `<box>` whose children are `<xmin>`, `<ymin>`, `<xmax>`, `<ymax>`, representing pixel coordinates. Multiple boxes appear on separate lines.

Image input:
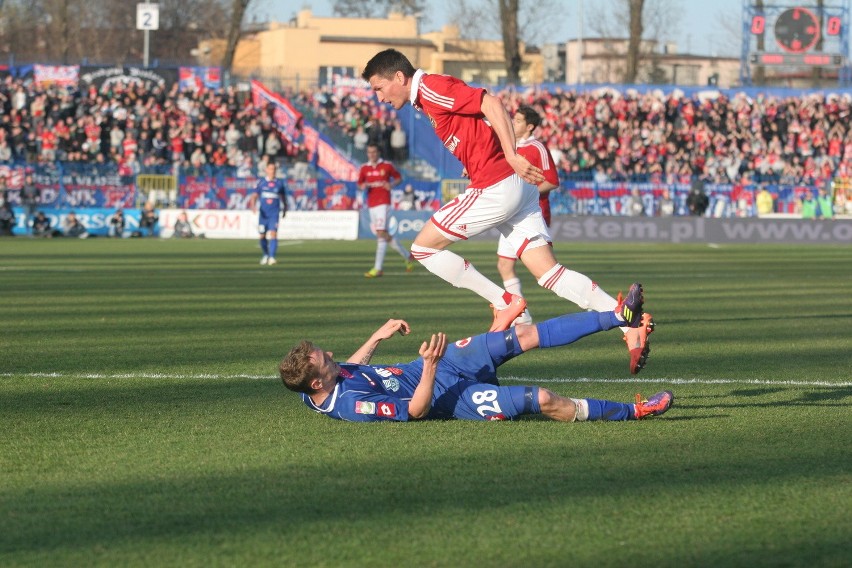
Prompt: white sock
<box><xmin>503</xmin><ymin>276</ymin><xmax>523</xmax><ymax>296</ymax></box>
<box><xmin>503</xmin><ymin>277</ymin><xmax>532</xmax><ymax>321</ymax></box>
<box><xmin>374</xmin><ymin>239</ymin><xmax>387</xmax><ymax>271</ymax></box>
<box><xmin>411</xmin><ymin>244</ymin><xmax>507</xmax><ymax>306</ymax></box>
<box><xmin>571</xmin><ymin>398</ymin><xmax>590</xmax><ymax>422</ymax></box>
<box><xmin>538</xmin><ymin>264</ymin><xmax>617</xmax><ymax>311</ymax></box>
<box><xmin>388</xmin><ymin>237</ymin><xmax>409</xmax><ymax>260</ymax></box>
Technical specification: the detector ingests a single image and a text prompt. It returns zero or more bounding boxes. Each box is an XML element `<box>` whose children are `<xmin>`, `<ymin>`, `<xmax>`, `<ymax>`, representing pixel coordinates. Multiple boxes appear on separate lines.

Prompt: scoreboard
<box><xmin>741</xmin><ymin>1</ymin><xmax>851</xmax><ymax>83</ymax></box>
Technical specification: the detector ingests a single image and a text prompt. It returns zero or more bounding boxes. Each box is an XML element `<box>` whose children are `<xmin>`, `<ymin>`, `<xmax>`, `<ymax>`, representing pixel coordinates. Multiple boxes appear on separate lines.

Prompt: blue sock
<box><xmin>269</xmin><ymin>239</ymin><xmax>278</xmax><ymax>258</ymax></box>
<box><xmin>536</xmin><ymin>311</ymin><xmax>620</xmax><ymax>349</ymax></box>
<box><xmin>260</xmin><ymin>238</ymin><xmax>269</xmax><ymax>255</ymax></box>
<box><xmin>585</xmin><ymin>398</ymin><xmax>635</xmax><ymax>421</ymax></box>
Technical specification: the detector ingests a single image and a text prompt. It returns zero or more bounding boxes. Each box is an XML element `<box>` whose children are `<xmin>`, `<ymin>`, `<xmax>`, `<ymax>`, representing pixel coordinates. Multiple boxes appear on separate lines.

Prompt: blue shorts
<box><xmin>428</xmin><ymin>330</ymin><xmax>540</xmax><ymax>421</ymax></box>
<box><xmin>258</xmin><ymin>211</ymin><xmax>279</xmax><ymax>233</ymax></box>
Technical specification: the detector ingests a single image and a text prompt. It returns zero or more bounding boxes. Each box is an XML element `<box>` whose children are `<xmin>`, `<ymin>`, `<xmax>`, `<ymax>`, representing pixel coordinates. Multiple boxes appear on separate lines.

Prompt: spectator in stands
<box><xmin>264</xmin><ymin>130</ymin><xmax>281</xmax><ymax>161</ymax></box>
<box><xmin>32</xmin><ymin>210</ymin><xmax>56</xmax><ymax>238</ymax></box>
<box><xmin>626</xmin><ymin>187</ymin><xmax>645</xmax><ymax>216</ymax></box>
<box><xmin>62</xmin><ymin>211</ymin><xmax>88</xmax><ymax>238</ymax></box>
<box><xmin>816</xmin><ymin>187</ymin><xmax>835</xmax><ymax>219</ymax></box>
<box><xmin>800</xmin><ymin>190</ymin><xmax>818</xmax><ymax>219</ymax></box>
<box><xmin>20</xmin><ymin>173</ymin><xmax>39</xmax><ymax>235</ymax></box>
<box><xmin>657</xmin><ymin>189</ymin><xmax>675</xmax><ymax>217</ymax></box>
<box><xmin>686</xmin><ymin>182</ymin><xmax>709</xmax><ymax>217</ymax></box>
<box><xmin>172</xmin><ymin>211</ymin><xmax>202</xmax><ymax>238</ymax></box>
<box><xmin>0</xmin><ymin>200</ymin><xmax>14</xmax><ymax>236</ymax></box>
<box><xmin>398</xmin><ymin>184</ymin><xmax>416</xmax><ymax>211</ymax></box>
<box><xmin>108</xmin><ymin>209</ymin><xmax>126</xmax><ymax>238</ymax></box>
<box><xmin>139</xmin><ymin>202</ymin><xmax>159</xmax><ymax>237</ymax></box>
<box><xmin>756</xmin><ymin>187</ymin><xmax>775</xmax><ymax>215</ymax></box>
<box><xmin>390</xmin><ymin>120</ymin><xmax>408</xmax><ymax>163</ymax></box>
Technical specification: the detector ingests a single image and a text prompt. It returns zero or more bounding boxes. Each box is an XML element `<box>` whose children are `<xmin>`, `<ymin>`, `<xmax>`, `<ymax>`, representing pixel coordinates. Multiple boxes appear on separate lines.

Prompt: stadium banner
<box><xmin>357</xmin><ymin>209</ymin><xmax>432</xmax><ymax>240</ymax></box>
<box><xmin>178</xmin><ymin>66</ymin><xmax>222</xmax><ymax>91</ymax></box>
<box><xmin>514</xmin><ymin>216</ymin><xmax>852</xmax><ymax>245</ymax></box>
<box><xmin>10</xmin><ymin>207</ymin><xmax>141</xmax><ymax>237</ymax></box>
<box><xmin>79</xmin><ymin>66</ymin><xmax>177</xmax><ymax>92</ymax></box>
<box><xmin>250</xmin><ymin>80</ymin><xmax>302</xmax><ymax>142</ymax></box>
<box><xmin>33</xmin><ymin>64</ymin><xmax>79</xmax><ymax>88</ymax></box>
<box><xmin>302</xmin><ymin>125</ymin><xmax>359</xmax><ymax>182</ymax></box>
<box><xmin>553</xmin><ymin>181</ymin><xmax>821</xmax><ymax>218</ymax></box>
<box><xmin>158</xmin><ymin>209</ymin><xmax>254</xmax><ymax>239</ymax></box>
<box><xmin>156</xmin><ymin>209</ymin><xmax>359</xmax><ymax>240</ymax></box>
<box><xmin>2</xmin><ymin>168</ymin><xmax>136</xmax><ymax>209</ymax></box>
<box><xmin>278</xmin><ymin>211</ymin><xmax>359</xmax><ymax>240</ymax></box>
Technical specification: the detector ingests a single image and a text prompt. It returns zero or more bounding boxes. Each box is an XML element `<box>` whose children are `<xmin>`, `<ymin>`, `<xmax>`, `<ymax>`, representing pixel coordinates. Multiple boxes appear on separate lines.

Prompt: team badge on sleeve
<box><xmin>355</xmin><ymin>401</ymin><xmax>376</xmax><ymax>415</ymax></box>
<box><xmin>376</xmin><ymin>402</ymin><xmax>397</xmax><ymax>418</ymax></box>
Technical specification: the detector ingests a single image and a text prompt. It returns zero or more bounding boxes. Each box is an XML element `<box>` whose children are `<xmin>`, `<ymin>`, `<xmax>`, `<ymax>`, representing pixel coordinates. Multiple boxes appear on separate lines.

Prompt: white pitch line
<box><xmin>1</xmin><ymin>372</ymin><xmax>850</xmax><ymax>388</ymax></box>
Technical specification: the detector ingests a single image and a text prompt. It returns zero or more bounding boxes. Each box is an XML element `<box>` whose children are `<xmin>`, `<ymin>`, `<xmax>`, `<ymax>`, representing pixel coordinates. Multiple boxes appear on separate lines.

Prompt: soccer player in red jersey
<box><xmin>497</xmin><ymin>105</ymin><xmax>560</xmax><ymax>325</ymax></box>
<box><xmin>358</xmin><ymin>143</ymin><xmax>415</xmax><ymax>277</ymax></box>
<box><xmin>361</xmin><ymin>49</ymin><xmax>653</xmax><ymax>374</ymax></box>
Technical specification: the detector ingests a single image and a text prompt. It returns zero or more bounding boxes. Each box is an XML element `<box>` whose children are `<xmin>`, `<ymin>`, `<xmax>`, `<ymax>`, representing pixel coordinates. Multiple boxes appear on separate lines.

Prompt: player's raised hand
<box><xmin>419</xmin><ymin>332</ymin><xmax>447</xmax><ymax>363</ymax></box>
<box><xmin>374</xmin><ymin>318</ymin><xmax>411</xmax><ymax>340</ymax></box>
<box><xmin>507</xmin><ymin>153</ymin><xmax>545</xmax><ymax>185</ymax></box>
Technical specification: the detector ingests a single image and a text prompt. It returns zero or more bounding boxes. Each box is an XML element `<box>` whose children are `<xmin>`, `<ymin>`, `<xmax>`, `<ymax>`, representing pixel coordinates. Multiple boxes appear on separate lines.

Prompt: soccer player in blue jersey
<box><xmin>252</xmin><ymin>162</ymin><xmax>288</xmax><ymax>265</ymax></box>
<box><xmin>279</xmin><ymin>283</ymin><xmax>673</xmax><ymax>423</ymax></box>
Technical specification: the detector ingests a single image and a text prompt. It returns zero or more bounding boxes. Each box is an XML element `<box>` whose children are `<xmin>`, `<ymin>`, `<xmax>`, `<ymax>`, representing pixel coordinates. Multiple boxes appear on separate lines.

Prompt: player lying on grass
<box><xmin>279</xmin><ymin>283</ymin><xmax>672</xmax><ymax>422</ymax></box>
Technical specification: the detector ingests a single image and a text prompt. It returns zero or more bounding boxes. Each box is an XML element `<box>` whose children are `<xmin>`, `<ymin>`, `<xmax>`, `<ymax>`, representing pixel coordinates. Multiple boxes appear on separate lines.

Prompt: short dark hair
<box><xmin>362</xmin><ymin>49</ymin><xmax>416</xmax><ymax>82</ymax></box>
<box><xmin>516</xmin><ymin>105</ymin><xmax>542</xmax><ymax>129</ymax></box>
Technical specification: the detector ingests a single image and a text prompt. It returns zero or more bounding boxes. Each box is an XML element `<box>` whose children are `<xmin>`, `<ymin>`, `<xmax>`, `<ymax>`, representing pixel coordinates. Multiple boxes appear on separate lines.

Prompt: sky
<box><xmin>251</xmin><ymin>0</ymin><xmax>745</xmax><ymax>57</ymax></box>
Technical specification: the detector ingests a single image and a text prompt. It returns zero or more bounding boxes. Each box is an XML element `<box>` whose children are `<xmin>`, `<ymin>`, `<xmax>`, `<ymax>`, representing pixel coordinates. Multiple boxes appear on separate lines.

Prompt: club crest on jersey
<box><xmin>443</xmin><ymin>134</ymin><xmax>460</xmax><ymax>154</ymax></box>
<box><xmin>382</xmin><ymin>377</ymin><xmax>400</xmax><ymax>392</ymax></box>
<box><xmin>355</xmin><ymin>401</ymin><xmax>376</xmax><ymax>415</ymax></box>
<box><xmin>455</xmin><ymin>337</ymin><xmax>472</xmax><ymax>348</ymax></box>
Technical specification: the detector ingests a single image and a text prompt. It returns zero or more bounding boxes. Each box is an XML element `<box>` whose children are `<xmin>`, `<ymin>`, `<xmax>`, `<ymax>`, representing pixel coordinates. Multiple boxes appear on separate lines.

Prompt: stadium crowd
<box><xmin>0</xmin><ymin>77</ymin><xmax>297</xmax><ymax>176</ymax></box>
<box><xmin>294</xmin><ymin>82</ymin><xmax>852</xmax><ymax>191</ymax></box>
<box><xmin>3</xmin><ymin>74</ymin><xmax>852</xmax><ymax>195</ymax></box>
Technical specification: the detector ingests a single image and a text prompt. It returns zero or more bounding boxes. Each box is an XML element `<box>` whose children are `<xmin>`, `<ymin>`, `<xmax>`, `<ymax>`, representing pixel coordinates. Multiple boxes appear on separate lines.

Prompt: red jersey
<box><xmin>358</xmin><ymin>159</ymin><xmax>401</xmax><ymax>207</ymax></box>
<box><xmin>517</xmin><ymin>136</ymin><xmax>559</xmax><ymax>225</ymax></box>
<box><xmin>411</xmin><ymin>71</ymin><xmax>514</xmax><ymax>188</ymax></box>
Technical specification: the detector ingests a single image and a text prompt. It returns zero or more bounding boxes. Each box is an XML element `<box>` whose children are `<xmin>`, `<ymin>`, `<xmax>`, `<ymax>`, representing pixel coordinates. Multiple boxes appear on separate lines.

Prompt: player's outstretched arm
<box><xmin>408</xmin><ymin>332</ymin><xmax>447</xmax><ymax>420</ymax></box>
<box><xmin>480</xmin><ymin>93</ymin><xmax>544</xmax><ymax>186</ymax></box>
<box><xmin>346</xmin><ymin>319</ymin><xmax>411</xmax><ymax>365</ymax></box>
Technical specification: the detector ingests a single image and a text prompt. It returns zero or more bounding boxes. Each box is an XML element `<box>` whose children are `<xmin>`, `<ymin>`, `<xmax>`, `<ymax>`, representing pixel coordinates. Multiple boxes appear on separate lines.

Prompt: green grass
<box><xmin>1</xmin><ymin>237</ymin><xmax>851</xmax><ymax>567</ymax></box>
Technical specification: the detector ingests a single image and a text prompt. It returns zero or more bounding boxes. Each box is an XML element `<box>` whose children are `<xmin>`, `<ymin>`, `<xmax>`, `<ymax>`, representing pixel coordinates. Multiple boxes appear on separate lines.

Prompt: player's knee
<box><xmin>496</xmin><ymin>257</ymin><xmax>516</xmax><ymax>278</ymax></box>
<box><xmin>513</xmin><ymin>324</ymin><xmax>539</xmax><ymax>351</ymax></box>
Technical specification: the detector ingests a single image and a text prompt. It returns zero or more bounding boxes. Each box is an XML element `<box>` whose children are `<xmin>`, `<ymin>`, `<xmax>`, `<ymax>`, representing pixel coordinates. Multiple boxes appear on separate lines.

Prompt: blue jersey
<box><xmin>255</xmin><ymin>177</ymin><xmax>288</xmax><ymax>216</ymax></box>
<box><xmin>302</xmin><ymin>332</ymin><xmax>539</xmax><ymax>422</ymax></box>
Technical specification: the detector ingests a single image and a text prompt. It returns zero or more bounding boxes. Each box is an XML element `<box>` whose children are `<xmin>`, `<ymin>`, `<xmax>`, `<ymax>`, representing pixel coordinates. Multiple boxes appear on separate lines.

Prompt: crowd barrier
<box><xmin>2</xmin><ymin>162</ymin><xmax>848</xmax><ymax>220</ymax></box>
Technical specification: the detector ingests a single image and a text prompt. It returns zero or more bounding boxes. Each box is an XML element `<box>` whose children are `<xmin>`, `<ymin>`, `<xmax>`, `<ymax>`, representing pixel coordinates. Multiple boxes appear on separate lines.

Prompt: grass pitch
<box><xmin>1</xmin><ymin>237</ymin><xmax>851</xmax><ymax>567</ymax></box>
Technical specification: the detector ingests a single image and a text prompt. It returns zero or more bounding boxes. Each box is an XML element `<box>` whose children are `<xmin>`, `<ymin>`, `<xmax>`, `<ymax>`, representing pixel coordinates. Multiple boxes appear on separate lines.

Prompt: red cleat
<box><xmin>489</xmin><ymin>295</ymin><xmax>527</xmax><ymax>332</ymax></box>
<box><xmin>623</xmin><ymin>312</ymin><xmax>655</xmax><ymax>374</ymax></box>
<box><xmin>633</xmin><ymin>390</ymin><xmax>674</xmax><ymax>419</ymax></box>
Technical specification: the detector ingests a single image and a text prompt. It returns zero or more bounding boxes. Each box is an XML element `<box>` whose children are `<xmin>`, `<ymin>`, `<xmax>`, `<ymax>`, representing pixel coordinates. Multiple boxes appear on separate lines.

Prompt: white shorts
<box><xmin>432</xmin><ymin>174</ymin><xmax>551</xmax><ymax>258</ymax></box>
<box><xmin>368</xmin><ymin>204</ymin><xmax>389</xmax><ymax>232</ymax></box>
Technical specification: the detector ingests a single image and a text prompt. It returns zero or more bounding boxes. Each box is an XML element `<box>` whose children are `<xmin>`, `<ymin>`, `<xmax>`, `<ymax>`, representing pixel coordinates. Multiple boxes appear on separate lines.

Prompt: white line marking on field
<box><xmin>1</xmin><ymin>372</ymin><xmax>850</xmax><ymax>388</ymax></box>
<box><xmin>500</xmin><ymin>376</ymin><xmax>852</xmax><ymax>388</ymax></box>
